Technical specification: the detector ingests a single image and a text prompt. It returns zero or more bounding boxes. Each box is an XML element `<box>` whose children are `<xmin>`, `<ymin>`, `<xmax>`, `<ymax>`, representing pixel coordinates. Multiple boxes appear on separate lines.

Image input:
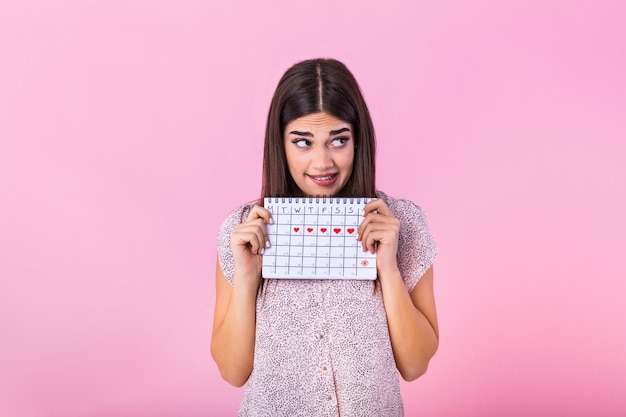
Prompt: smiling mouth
<box><xmin>311</xmin><ymin>174</ymin><xmax>336</xmax><ymax>181</ymax></box>
<box><xmin>308</xmin><ymin>173</ymin><xmax>338</xmax><ymax>185</ymax></box>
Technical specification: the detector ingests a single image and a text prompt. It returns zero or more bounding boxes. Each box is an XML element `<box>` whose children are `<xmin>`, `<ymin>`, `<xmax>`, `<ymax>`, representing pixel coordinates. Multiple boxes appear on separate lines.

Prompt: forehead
<box><xmin>285</xmin><ymin>112</ymin><xmax>350</xmax><ymax>132</ymax></box>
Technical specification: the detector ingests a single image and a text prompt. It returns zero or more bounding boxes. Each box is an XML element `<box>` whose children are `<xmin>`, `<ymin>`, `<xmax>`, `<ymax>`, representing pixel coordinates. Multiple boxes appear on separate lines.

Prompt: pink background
<box><xmin>2</xmin><ymin>1</ymin><xmax>625</xmax><ymax>416</ymax></box>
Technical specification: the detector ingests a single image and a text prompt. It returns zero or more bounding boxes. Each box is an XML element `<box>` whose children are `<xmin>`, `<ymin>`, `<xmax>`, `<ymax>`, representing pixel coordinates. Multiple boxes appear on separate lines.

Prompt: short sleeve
<box><xmin>216</xmin><ymin>204</ymin><xmax>252</xmax><ymax>285</ymax></box>
<box><xmin>387</xmin><ymin>197</ymin><xmax>438</xmax><ymax>292</ymax></box>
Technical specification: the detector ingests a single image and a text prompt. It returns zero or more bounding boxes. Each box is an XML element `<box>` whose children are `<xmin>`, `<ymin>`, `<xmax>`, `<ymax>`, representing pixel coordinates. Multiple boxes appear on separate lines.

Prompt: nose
<box><xmin>311</xmin><ymin>146</ymin><xmax>334</xmax><ymax>171</ymax></box>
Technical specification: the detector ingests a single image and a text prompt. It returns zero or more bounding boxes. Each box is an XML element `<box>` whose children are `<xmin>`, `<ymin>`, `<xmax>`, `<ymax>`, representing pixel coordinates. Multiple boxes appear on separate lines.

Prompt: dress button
<box><xmin>314</xmin><ymin>302</ymin><xmax>319</xmax><ymax>307</ymax></box>
<box><xmin>322</xmin><ymin>366</ymin><xmax>327</xmax><ymax>371</ymax></box>
<box><xmin>319</xmin><ymin>334</ymin><xmax>324</xmax><ymax>339</ymax></box>
<box><xmin>327</xmin><ymin>395</ymin><xmax>332</xmax><ymax>401</ymax></box>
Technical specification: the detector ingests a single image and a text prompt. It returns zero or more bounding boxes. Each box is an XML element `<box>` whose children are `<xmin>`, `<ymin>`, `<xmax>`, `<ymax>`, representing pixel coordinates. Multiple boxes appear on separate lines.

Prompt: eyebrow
<box><xmin>288</xmin><ymin>127</ymin><xmax>351</xmax><ymax>137</ymax></box>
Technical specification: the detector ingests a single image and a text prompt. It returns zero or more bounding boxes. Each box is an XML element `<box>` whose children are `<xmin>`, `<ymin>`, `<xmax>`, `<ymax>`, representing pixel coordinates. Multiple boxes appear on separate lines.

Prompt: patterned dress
<box><xmin>216</xmin><ymin>191</ymin><xmax>438</xmax><ymax>417</ymax></box>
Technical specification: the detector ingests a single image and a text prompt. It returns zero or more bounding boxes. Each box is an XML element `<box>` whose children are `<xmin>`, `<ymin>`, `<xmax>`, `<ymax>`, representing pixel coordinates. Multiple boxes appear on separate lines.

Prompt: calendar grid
<box><xmin>262</xmin><ymin>197</ymin><xmax>377</xmax><ymax>280</ymax></box>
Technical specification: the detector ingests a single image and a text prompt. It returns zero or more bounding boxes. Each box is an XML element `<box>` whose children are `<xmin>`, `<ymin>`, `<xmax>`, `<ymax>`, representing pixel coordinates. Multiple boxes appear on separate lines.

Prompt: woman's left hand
<box><xmin>357</xmin><ymin>198</ymin><xmax>400</xmax><ymax>274</ymax></box>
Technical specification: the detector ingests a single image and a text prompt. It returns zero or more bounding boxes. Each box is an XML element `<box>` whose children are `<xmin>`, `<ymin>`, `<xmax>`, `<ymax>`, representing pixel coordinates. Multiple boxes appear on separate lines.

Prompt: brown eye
<box><xmin>331</xmin><ymin>137</ymin><xmax>349</xmax><ymax>147</ymax></box>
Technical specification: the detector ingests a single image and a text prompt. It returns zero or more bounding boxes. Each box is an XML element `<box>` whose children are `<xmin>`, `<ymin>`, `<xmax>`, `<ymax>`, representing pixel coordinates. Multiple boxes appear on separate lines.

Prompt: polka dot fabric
<box><xmin>216</xmin><ymin>191</ymin><xmax>438</xmax><ymax>417</ymax></box>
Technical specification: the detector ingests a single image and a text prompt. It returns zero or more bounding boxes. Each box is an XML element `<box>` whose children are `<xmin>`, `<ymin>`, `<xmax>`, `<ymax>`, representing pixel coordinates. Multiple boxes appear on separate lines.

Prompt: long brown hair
<box><xmin>261</xmin><ymin>58</ymin><xmax>376</xmax><ymax>200</ymax></box>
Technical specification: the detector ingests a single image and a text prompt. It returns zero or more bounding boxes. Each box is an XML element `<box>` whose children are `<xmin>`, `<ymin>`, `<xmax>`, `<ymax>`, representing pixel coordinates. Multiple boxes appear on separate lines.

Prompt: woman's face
<box><xmin>283</xmin><ymin>112</ymin><xmax>355</xmax><ymax>196</ymax></box>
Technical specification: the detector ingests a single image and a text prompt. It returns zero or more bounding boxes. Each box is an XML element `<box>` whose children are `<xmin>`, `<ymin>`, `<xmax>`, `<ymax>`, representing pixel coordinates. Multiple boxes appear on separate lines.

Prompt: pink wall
<box><xmin>2</xmin><ymin>1</ymin><xmax>625</xmax><ymax>416</ymax></box>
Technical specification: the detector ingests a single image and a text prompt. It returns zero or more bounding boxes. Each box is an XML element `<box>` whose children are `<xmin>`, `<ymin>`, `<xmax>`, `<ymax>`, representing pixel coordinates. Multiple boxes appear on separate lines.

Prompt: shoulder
<box><xmin>376</xmin><ymin>190</ymin><xmax>437</xmax><ymax>291</ymax></box>
<box><xmin>216</xmin><ymin>202</ymin><xmax>255</xmax><ymax>285</ymax></box>
<box><xmin>217</xmin><ymin>203</ymin><xmax>255</xmax><ymax>244</ymax></box>
<box><xmin>375</xmin><ymin>190</ymin><xmax>428</xmax><ymax>227</ymax></box>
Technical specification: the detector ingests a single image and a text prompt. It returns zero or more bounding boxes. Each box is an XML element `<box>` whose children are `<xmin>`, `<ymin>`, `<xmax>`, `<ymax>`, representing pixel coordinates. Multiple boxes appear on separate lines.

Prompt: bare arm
<box><xmin>210</xmin><ymin>206</ymin><xmax>271</xmax><ymax>387</ymax></box>
<box><xmin>359</xmin><ymin>199</ymin><xmax>439</xmax><ymax>381</ymax></box>
<box><xmin>210</xmin><ymin>259</ymin><xmax>258</xmax><ymax>387</ymax></box>
<box><xmin>379</xmin><ymin>265</ymin><xmax>438</xmax><ymax>381</ymax></box>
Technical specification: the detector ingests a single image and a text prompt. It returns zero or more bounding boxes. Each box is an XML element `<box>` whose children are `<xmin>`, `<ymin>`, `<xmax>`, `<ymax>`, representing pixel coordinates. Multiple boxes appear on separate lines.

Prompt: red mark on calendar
<box><xmin>293</xmin><ymin>227</ymin><xmax>300</xmax><ymax>233</ymax></box>
<box><xmin>361</xmin><ymin>260</ymin><xmax>369</xmax><ymax>267</ymax></box>
<box><xmin>307</xmin><ymin>227</ymin><xmax>313</xmax><ymax>233</ymax></box>
<box><xmin>320</xmin><ymin>228</ymin><xmax>327</xmax><ymax>233</ymax></box>
<box><xmin>333</xmin><ymin>228</ymin><xmax>341</xmax><ymax>234</ymax></box>
<box><xmin>347</xmin><ymin>228</ymin><xmax>355</xmax><ymax>234</ymax></box>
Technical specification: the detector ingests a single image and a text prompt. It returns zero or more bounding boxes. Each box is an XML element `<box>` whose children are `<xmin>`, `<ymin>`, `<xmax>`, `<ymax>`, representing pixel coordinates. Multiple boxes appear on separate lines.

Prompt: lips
<box><xmin>308</xmin><ymin>173</ymin><xmax>338</xmax><ymax>186</ymax></box>
<box><xmin>312</xmin><ymin>174</ymin><xmax>335</xmax><ymax>181</ymax></box>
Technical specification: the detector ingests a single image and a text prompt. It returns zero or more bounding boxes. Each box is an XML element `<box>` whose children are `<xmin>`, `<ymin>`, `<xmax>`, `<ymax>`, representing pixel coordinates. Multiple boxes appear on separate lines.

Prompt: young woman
<box><xmin>211</xmin><ymin>58</ymin><xmax>439</xmax><ymax>416</ymax></box>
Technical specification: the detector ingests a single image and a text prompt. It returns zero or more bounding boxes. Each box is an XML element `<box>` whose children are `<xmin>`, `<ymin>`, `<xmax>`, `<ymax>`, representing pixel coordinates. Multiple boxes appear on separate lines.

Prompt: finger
<box><xmin>359</xmin><ymin>220</ymin><xmax>399</xmax><ymax>253</ymax></box>
<box><xmin>363</xmin><ymin>198</ymin><xmax>392</xmax><ymax>216</ymax></box>
<box><xmin>364</xmin><ymin>225</ymin><xmax>394</xmax><ymax>253</ymax></box>
<box><xmin>359</xmin><ymin>224</ymin><xmax>382</xmax><ymax>253</ymax></box>
<box><xmin>250</xmin><ymin>230</ymin><xmax>266</xmax><ymax>255</ymax></box>
<box><xmin>359</xmin><ymin>199</ymin><xmax>390</xmax><ymax>236</ymax></box>
<box><xmin>246</xmin><ymin>204</ymin><xmax>273</xmax><ymax>225</ymax></box>
<box><xmin>362</xmin><ymin>230</ymin><xmax>378</xmax><ymax>254</ymax></box>
<box><xmin>357</xmin><ymin>211</ymin><xmax>388</xmax><ymax>240</ymax></box>
<box><xmin>233</xmin><ymin>223</ymin><xmax>268</xmax><ymax>254</ymax></box>
<box><xmin>242</xmin><ymin>214</ymin><xmax>271</xmax><ymax>249</ymax></box>
<box><xmin>232</xmin><ymin>228</ymin><xmax>259</xmax><ymax>253</ymax></box>
<box><xmin>357</xmin><ymin>213</ymin><xmax>374</xmax><ymax>243</ymax></box>
<box><xmin>249</xmin><ymin>218</ymin><xmax>271</xmax><ymax>249</ymax></box>
<box><xmin>250</xmin><ymin>232</ymin><xmax>264</xmax><ymax>255</ymax></box>
<box><xmin>248</xmin><ymin>206</ymin><xmax>272</xmax><ymax>247</ymax></box>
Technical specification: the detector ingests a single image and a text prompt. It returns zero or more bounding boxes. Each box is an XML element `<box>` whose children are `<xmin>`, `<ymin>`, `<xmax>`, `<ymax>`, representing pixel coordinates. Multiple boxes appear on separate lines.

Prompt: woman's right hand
<box><xmin>230</xmin><ymin>205</ymin><xmax>272</xmax><ymax>287</ymax></box>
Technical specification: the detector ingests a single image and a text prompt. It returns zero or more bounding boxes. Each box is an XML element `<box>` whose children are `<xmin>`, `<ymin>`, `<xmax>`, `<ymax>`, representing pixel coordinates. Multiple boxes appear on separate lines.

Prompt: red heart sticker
<box><xmin>307</xmin><ymin>228</ymin><xmax>313</xmax><ymax>233</ymax></box>
<box><xmin>320</xmin><ymin>228</ymin><xmax>327</xmax><ymax>233</ymax></box>
<box><xmin>347</xmin><ymin>228</ymin><xmax>355</xmax><ymax>234</ymax></box>
<box><xmin>333</xmin><ymin>228</ymin><xmax>341</xmax><ymax>234</ymax></box>
<box><xmin>293</xmin><ymin>227</ymin><xmax>300</xmax><ymax>233</ymax></box>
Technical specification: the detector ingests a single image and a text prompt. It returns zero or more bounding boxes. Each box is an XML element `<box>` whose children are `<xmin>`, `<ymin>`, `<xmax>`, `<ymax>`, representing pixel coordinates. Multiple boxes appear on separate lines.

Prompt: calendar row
<box><xmin>267</xmin><ymin>216</ymin><xmax>361</xmax><ymax>227</ymax></box>
<box><xmin>263</xmin><ymin>264</ymin><xmax>376</xmax><ymax>279</ymax></box>
<box><xmin>267</xmin><ymin>237</ymin><xmax>361</xmax><ymax>249</ymax></box>
<box><xmin>265</xmin><ymin>245</ymin><xmax>377</xmax><ymax>258</ymax></box>
<box><xmin>264</xmin><ymin>256</ymin><xmax>375</xmax><ymax>269</ymax></box>
<box><xmin>268</xmin><ymin>225</ymin><xmax>359</xmax><ymax>236</ymax></box>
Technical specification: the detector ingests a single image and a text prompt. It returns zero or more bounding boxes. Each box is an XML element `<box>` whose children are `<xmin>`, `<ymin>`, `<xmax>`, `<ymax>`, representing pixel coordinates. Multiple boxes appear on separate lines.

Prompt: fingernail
<box><xmin>268</xmin><ymin>217</ymin><xmax>273</xmax><ymax>224</ymax></box>
<box><xmin>260</xmin><ymin>248</ymin><xmax>265</xmax><ymax>255</ymax></box>
<box><xmin>266</xmin><ymin>240</ymin><xmax>271</xmax><ymax>248</ymax></box>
